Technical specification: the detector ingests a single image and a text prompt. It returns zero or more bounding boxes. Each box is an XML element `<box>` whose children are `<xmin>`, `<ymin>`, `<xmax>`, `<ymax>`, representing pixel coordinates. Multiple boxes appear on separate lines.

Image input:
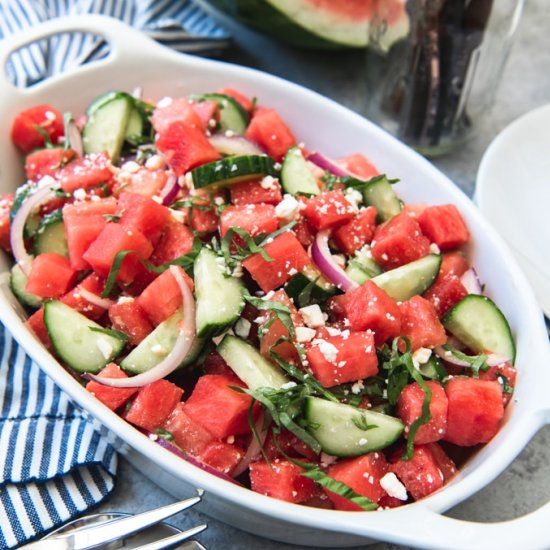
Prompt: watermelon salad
<box><xmin>1</xmin><ymin>87</ymin><xmax>517</xmax><ymax>511</ymax></box>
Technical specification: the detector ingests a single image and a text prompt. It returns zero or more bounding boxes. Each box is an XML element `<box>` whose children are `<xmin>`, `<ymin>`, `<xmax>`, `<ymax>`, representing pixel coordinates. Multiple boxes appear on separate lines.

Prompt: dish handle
<box><xmin>336</xmin><ymin>407</ymin><xmax>550</xmax><ymax>550</ymax></box>
<box><xmin>0</xmin><ymin>15</ymin><xmax>167</xmax><ymax>93</ymax></box>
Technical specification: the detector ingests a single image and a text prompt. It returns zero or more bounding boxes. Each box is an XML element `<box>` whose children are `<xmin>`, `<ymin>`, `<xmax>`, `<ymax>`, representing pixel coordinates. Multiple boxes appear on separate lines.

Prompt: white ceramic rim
<box><xmin>1</xmin><ymin>15</ymin><xmax>550</xmax><ymax>550</ymax></box>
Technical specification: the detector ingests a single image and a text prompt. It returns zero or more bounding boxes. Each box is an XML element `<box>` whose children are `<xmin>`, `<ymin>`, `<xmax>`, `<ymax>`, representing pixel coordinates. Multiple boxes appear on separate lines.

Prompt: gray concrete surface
<box><xmin>94</xmin><ymin>2</ymin><xmax>550</xmax><ymax>548</ymax></box>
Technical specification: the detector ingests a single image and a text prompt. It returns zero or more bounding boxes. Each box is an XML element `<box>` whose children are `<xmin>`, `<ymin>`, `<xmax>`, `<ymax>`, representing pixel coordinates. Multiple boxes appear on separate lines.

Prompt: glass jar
<box><xmin>365</xmin><ymin>0</ymin><xmax>525</xmax><ymax>156</ymax></box>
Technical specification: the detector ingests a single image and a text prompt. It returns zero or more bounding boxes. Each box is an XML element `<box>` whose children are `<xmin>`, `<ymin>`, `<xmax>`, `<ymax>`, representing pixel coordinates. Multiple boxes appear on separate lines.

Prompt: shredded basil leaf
<box><xmin>244</xmin><ymin>293</ymin><xmax>295</xmax><ymax>338</ymax></box>
<box><xmin>440</xmin><ymin>344</ymin><xmax>489</xmax><ymax>377</ymax></box>
<box><xmin>33</xmin><ymin>124</ymin><xmax>54</xmax><ymax>148</ymax></box>
<box><xmin>155</xmin><ymin>428</ymin><xmax>175</xmax><ymax>442</ymax></box>
<box><xmin>88</xmin><ymin>326</ymin><xmax>129</xmax><ymax>344</ymax></box>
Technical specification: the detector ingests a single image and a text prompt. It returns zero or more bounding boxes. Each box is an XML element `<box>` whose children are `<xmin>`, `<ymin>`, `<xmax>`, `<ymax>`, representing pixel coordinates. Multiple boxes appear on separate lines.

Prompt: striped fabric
<box><xmin>0</xmin><ymin>2</ymin><xmax>228</xmax><ymax>547</ymax></box>
<box><xmin>0</xmin><ymin>324</ymin><xmax>117</xmax><ymax>548</ymax></box>
<box><xmin>0</xmin><ymin>0</ymin><xmax>230</xmax><ymax>88</ymax></box>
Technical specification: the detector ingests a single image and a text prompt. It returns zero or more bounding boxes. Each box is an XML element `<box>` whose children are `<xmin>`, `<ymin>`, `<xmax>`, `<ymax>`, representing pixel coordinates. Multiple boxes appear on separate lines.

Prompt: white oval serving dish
<box><xmin>1</xmin><ymin>15</ymin><xmax>549</xmax><ymax>550</ymax></box>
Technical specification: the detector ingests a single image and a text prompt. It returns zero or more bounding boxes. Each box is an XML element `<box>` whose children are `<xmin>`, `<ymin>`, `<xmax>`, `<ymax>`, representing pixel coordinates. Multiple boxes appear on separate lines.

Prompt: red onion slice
<box><xmin>434</xmin><ymin>346</ymin><xmax>511</xmax><ymax>368</ymax></box>
<box><xmin>460</xmin><ymin>268</ymin><xmax>482</xmax><ymax>294</ymax></box>
<box><xmin>66</xmin><ymin>118</ymin><xmax>83</xmax><ymax>158</ymax></box>
<box><xmin>77</xmin><ymin>287</ymin><xmax>114</xmax><ymax>310</ymax></box>
<box><xmin>132</xmin><ymin>86</ymin><xmax>143</xmax><ymax>100</ymax></box>
<box><xmin>311</xmin><ymin>229</ymin><xmax>359</xmax><ymax>292</ymax></box>
<box><xmin>307</xmin><ymin>152</ymin><xmax>350</xmax><ymax>178</ymax></box>
<box><xmin>208</xmin><ymin>134</ymin><xmax>264</xmax><ymax>156</ymax></box>
<box><xmin>87</xmin><ymin>266</ymin><xmax>196</xmax><ymax>387</ymax></box>
<box><xmin>159</xmin><ymin>174</ymin><xmax>180</xmax><ymax>206</ymax></box>
<box><xmin>232</xmin><ymin>412</ymin><xmax>269</xmax><ymax>478</ymax></box>
<box><xmin>10</xmin><ymin>177</ymin><xmax>60</xmax><ymax>276</ymax></box>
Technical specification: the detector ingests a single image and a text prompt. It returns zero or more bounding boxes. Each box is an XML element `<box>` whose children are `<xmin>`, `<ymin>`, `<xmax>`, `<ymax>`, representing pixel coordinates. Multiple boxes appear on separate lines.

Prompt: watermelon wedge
<box><xmin>203</xmin><ymin>0</ymin><xmax>410</xmax><ymax>50</ymax></box>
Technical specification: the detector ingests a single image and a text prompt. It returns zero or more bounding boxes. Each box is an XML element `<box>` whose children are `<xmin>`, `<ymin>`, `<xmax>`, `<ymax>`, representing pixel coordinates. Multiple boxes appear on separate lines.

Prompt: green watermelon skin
<box><xmin>205</xmin><ymin>0</ymin><xmax>353</xmax><ymax>49</ymax></box>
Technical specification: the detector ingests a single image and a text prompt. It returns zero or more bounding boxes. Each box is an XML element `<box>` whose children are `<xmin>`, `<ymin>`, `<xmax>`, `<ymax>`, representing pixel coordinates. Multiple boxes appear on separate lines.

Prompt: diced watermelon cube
<box><xmin>378</xmin><ymin>495</ymin><xmax>405</xmax><ymax>509</ymax></box>
<box><xmin>25</xmin><ymin>148</ymin><xmax>75</xmax><ymax>182</ymax></box>
<box><xmin>202</xmin><ymin>351</ymin><xmax>236</xmax><ymax>378</ymax></box>
<box><xmin>418</xmin><ymin>204</ymin><xmax>470</xmax><ymax>251</ymax></box>
<box><xmin>245</xmin><ymin>108</ymin><xmax>297</xmax><ymax>162</ymax></box>
<box><xmin>444</xmin><ymin>377</ymin><xmax>504</xmax><ymax>446</ymax></box>
<box><xmin>230</xmin><ymin>179</ymin><xmax>282</xmax><ymax>206</ymax></box>
<box><xmin>397</xmin><ymin>381</ymin><xmax>448</xmax><ymax>444</ymax></box>
<box><xmin>189</xmin><ymin>198</ymin><xmax>219</xmax><ymax>234</ymax></box>
<box><xmin>259</xmin><ymin>289</ymin><xmax>303</xmax><ymax>364</ymax></box>
<box><xmin>263</xmin><ymin>428</ymin><xmax>318</xmax><ymax>461</ymax></box>
<box><xmin>183</xmin><ymin>374</ymin><xmax>252</xmax><ymax>439</ymax></box>
<box><xmin>61</xmin><ymin>273</ymin><xmax>107</xmax><ymax>320</ymax></box>
<box><xmin>242</xmin><ymin>231</ymin><xmax>311</xmax><ymax>292</ymax></box>
<box><xmin>332</xmin><ymin>206</ymin><xmax>377</xmax><ymax>256</ymax></box>
<box><xmin>63</xmin><ymin>197</ymin><xmax>118</xmax><ymax>270</ymax></box>
<box><xmin>390</xmin><ymin>445</ymin><xmax>444</xmax><ymax>501</ymax></box>
<box><xmin>303</xmin><ymin>190</ymin><xmax>355</xmax><ymax>231</ymax></box>
<box><xmin>124</xmin><ymin>379</ymin><xmax>184</xmax><ymax>432</ymax></box>
<box><xmin>85</xmin><ymin>362</ymin><xmax>138</xmax><ymax>411</ymax></box>
<box><xmin>137</xmin><ymin>266</ymin><xmax>193</xmax><ymax>326</ymax></box>
<box><xmin>0</xmin><ymin>193</ymin><xmax>14</xmax><ymax>253</ymax></box>
<box><xmin>163</xmin><ymin>402</ymin><xmax>216</xmax><ymax>456</ymax></box>
<box><xmin>150</xmin><ymin>218</ymin><xmax>195</xmax><ymax>266</ymax></box>
<box><xmin>191</xmin><ymin>99</ymin><xmax>219</xmax><ymax>131</ymax></box>
<box><xmin>113</xmin><ymin>166</ymin><xmax>168</xmax><ymax>198</ymax></box>
<box><xmin>478</xmin><ymin>363</ymin><xmax>516</xmax><ymax>406</ymax></box>
<box><xmin>199</xmin><ymin>441</ymin><xmax>245</xmax><ymax>476</ymax></box>
<box><xmin>292</xmin><ymin>219</ymin><xmax>315</xmax><ymax>248</ymax></box>
<box><xmin>25</xmin><ymin>253</ymin><xmax>78</xmax><ymax>298</ymax></box>
<box><xmin>425</xmin><ymin>442</ymin><xmax>457</xmax><ymax>481</ymax></box>
<box><xmin>82</xmin><ymin>223</ymin><xmax>153</xmax><ymax>283</ymax></box>
<box><xmin>155</xmin><ymin>121</ymin><xmax>220</xmax><ymax>176</ymax></box>
<box><xmin>423</xmin><ymin>271</ymin><xmax>468</xmax><ymax>318</ymax></box>
<box><xmin>249</xmin><ymin>459</ymin><xmax>316</xmax><ymax>503</ymax></box>
<box><xmin>398</xmin><ymin>295</ymin><xmax>447</xmax><ymax>350</ymax></box>
<box><xmin>11</xmin><ymin>104</ymin><xmax>64</xmax><ymax>153</ymax></box>
<box><xmin>56</xmin><ymin>152</ymin><xmax>112</xmax><ymax>192</ymax></box>
<box><xmin>117</xmin><ymin>192</ymin><xmax>170</xmax><ymax>243</ymax></box>
<box><xmin>26</xmin><ymin>307</ymin><xmax>53</xmax><ymax>351</ymax></box>
<box><xmin>371</xmin><ymin>212</ymin><xmax>430</xmax><ymax>269</ymax></box>
<box><xmin>108</xmin><ymin>298</ymin><xmax>154</xmax><ymax>346</ymax></box>
<box><xmin>440</xmin><ymin>252</ymin><xmax>469</xmax><ymax>277</ymax></box>
<box><xmin>306</xmin><ymin>331</ymin><xmax>378</xmax><ymax>387</ymax></box>
<box><xmin>343</xmin><ymin>280</ymin><xmax>402</xmax><ymax>346</ymax></box>
<box><xmin>219</xmin><ymin>203</ymin><xmax>278</xmax><ymax>239</ymax></box>
<box><xmin>338</xmin><ymin>153</ymin><xmax>379</xmax><ymax>180</ymax></box>
<box><xmin>151</xmin><ymin>97</ymin><xmax>203</xmax><ymax>134</ymax></box>
<box><xmin>326</xmin><ymin>452</ymin><xmax>389</xmax><ymax>510</ymax></box>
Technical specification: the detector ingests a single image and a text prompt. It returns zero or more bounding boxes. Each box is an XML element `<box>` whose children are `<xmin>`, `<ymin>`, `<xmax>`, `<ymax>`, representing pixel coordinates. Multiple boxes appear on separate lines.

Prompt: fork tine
<box><xmin>134</xmin><ymin>524</ymin><xmax>208</xmax><ymax>550</ymax></box>
<box><xmin>53</xmin><ymin>497</ymin><xmax>202</xmax><ymax>549</ymax></box>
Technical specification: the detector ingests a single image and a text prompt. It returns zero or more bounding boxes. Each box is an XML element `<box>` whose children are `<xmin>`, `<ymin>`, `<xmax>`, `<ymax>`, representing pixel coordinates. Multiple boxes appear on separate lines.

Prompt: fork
<box><xmin>21</xmin><ymin>496</ymin><xmax>207</xmax><ymax>549</ymax></box>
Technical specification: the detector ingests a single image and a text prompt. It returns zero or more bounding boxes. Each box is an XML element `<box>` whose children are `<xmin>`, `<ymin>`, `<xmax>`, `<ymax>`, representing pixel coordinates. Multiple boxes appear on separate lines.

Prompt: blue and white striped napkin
<box><xmin>0</xmin><ymin>1</ymin><xmax>228</xmax><ymax>547</ymax></box>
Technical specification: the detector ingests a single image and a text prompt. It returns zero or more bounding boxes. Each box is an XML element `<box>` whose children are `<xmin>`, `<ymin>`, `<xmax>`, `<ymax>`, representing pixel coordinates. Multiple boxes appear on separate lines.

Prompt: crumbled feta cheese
<box><xmin>145</xmin><ymin>155</ymin><xmax>164</xmax><ymax>170</ymax></box>
<box><xmin>212</xmin><ymin>329</ymin><xmax>234</xmax><ymax>346</ymax></box>
<box><xmin>96</xmin><ymin>337</ymin><xmax>113</xmax><ymax>360</ymax></box>
<box><xmin>260</xmin><ymin>175</ymin><xmax>278</xmax><ymax>190</ymax></box>
<box><xmin>151</xmin><ymin>344</ymin><xmax>166</xmax><ymax>356</ymax></box>
<box><xmin>380</xmin><ymin>472</ymin><xmax>408</xmax><ymax>501</ymax></box>
<box><xmin>213</xmin><ymin>196</ymin><xmax>225</xmax><ymax>206</ymax></box>
<box><xmin>344</xmin><ymin>187</ymin><xmax>363</xmax><ymax>211</ymax></box>
<box><xmin>117</xmin><ymin>296</ymin><xmax>135</xmax><ymax>305</ymax></box>
<box><xmin>332</xmin><ymin>254</ymin><xmax>346</xmax><ymax>268</ymax></box>
<box><xmin>73</xmin><ymin>188</ymin><xmax>87</xmax><ymax>201</ymax></box>
<box><xmin>157</xmin><ymin>96</ymin><xmax>173</xmax><ymax>108</ymax></box>
<box><xmin>318</xmin><ymin>340</ymin><xmax>338</xmax><ymax>364</ymax></box>
<box><xmin>429</xmin><ymin>243</ymin><xmax>441</xmax><ymax>255</ymax></box>
<box><xmin>299</xmin><ymin>304</ymin><xmax>325</xmax><ymax>328</ymax></box>
<box><xmin>326</xmin><ymin>326</ymin><xmax>341</xmax><ymax>337</ymax></box>
<box><xmin>275</xmin><ymin>194</ymin><xmax>300</xmax><ymax>220</ymax></box>
<box><xmin>281</xmin><ymin>381</ymin><xmax>298</xmax><ymax>390</ymax></box>
<box><xmin>351</xmin><ymin>380</ymin><xmax>365</xmax><ymax>394</ymax></box>
<box><xmin>358</xmin><ymin>438</ymin><xmax>368</xmax><ymax>446</ymax></box>
<box><xmin>412</xmin><ymin>347</ymin><xmax>432</xmax><ymax>368</ymax></box>
<box><xmin>234</xmin><ymin>318</ymin><xmax>251</xmax><ymax>338</ymax></box>
<box><xmin>169</xmin><ymin>208</ymin><xmax>186</xmax><ymax>223</ymax></box>
<box><xmin>121</xmin><ymin>160</ymin><xmax>140</xmax><ymax>173</ymax></box>
<box><xmin>296</xmin><ymin>326</ymin><xmax>316</xmax><ymax>343</ymax></box>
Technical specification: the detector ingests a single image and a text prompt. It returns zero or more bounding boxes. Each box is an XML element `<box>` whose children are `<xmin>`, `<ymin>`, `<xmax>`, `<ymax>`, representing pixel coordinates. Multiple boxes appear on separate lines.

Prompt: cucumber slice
<box><xmin>284</xmin><ymin>265</ymin><xmax>335</xmax><ymax>307</ymax></box>
<box><xmin>442</xmin><ymin>294</ymin><xmax>516</xmax><ymax>362</ymax></box>
<box><xmin>217</xmin><ymin>334</ymin><xmax>289</xmax><ymax>389</ymax></box>
<box><xmin>44</xmin><ymin>300</ymin><xmax>126</xmax><ymax>373</ymax></box>
<box><xmin>86</xmin><ymin>91</ymin><xmax>120</xmax><ymax>115</ymax></box>
<box><xmin>121</xmin><ymin>309</ymin><xmax>203</xmax><ymax>374</ymax></box>
<box><xmin>191</xmin><ymin>155</ymin><xmax>277</xmax><ymax>189</ymax></box>
<box><xmin>371</xmin><ymin>254</ymin><xmax>441</xmax><ymax>301</ymax></box>
<box><xmin>9</xmin><ymin>264</ymin><xmax>42</xmax><ymax>309</ymax></box>
<box><xmin>124</xmin><ymin>108</ymin><xmax>145</xmax><ymax>140</ymax></box>
<box><xmin>305</xmin><ymin>397</ymin><xmax>404</xmax><ymax>457</ymax></box>
<box><xmin>360</xmin><ymin>176</ymin><xmax>402</xmax><ymax>222</ymax></box>
<box><xmin>281</xmin><ymin>146</ymin><xmax>320</xmax><ymax>196</ymax></box>
<box><xmin>346</xmin><ymin>246</ymin><xmax>383</xmax><ymax>285</ymax></box>
<box><xmin>194</xmin><ymin>248</ymin><xmax>245</xmax><ymax>338</ymax></box>
<box><xmin>83</xmin><ymin>95</ymin><xmax>133</xmax><ymax>163</ymax></box>
<box><xmin>193</xmin><ymin>93</ymin><xmax>249</xmax><ymax>134</ymax></box>
<box><xmin>33</xmin><ymin>210</ymin><xmax>68</xmax><ymax>257</ymax></box>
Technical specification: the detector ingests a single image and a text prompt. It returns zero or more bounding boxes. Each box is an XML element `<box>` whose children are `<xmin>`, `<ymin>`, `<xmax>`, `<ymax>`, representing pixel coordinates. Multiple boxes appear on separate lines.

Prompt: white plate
<box><xmin>476</xmin><ymin>104</ymin><xmax>550</xmax><ymax>317</ymax></box>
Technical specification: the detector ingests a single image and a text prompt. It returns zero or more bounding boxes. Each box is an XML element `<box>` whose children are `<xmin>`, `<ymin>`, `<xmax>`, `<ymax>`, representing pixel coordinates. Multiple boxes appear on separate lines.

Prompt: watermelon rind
<box><xmin>201</xmin><ymin>0</ymin><xmax>410</xmax><ymax>51</ymax></box>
